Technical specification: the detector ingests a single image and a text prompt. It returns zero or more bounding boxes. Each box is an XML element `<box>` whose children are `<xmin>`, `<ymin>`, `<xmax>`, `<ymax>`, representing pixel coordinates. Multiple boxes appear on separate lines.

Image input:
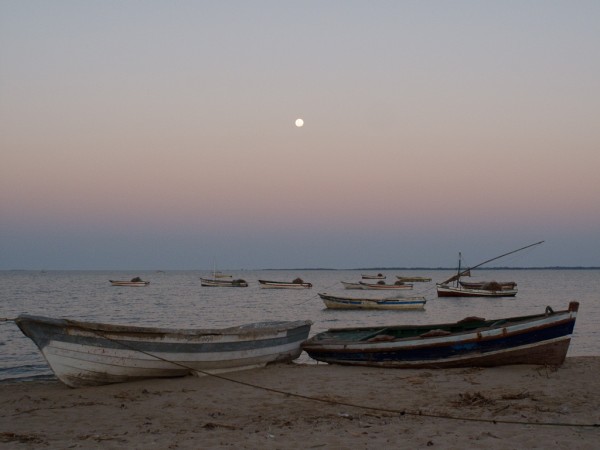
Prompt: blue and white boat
<box><xmin>303</xmin><ymin>302</ymin><xmax>579</xmax><ymax>368</ymax></box>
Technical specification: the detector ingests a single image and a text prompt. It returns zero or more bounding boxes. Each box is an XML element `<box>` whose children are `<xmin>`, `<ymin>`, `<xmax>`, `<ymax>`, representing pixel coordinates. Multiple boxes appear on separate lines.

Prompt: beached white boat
<box><xmin>359</xmin><ymin>281</ymin><xmax>413</xmax><ymax>290</ymax></box>
<box><xmin>109</xmin><ymin>278</ymin><xmax>150</xmax><ymax>287</ymax></box>
<box><xmin>259</xmin><ymin>279</ymin><xmax>312</xmax><ymax>289</ymax></box>
<box><xmin>319</xmin><ymin>293</ymin><xmax>426</xmax><ymax>310</ymax></box>
<box><xmin>15</xmin><ymin>315</ymin><xmax>312</xmax><ymax>388</ymax></box>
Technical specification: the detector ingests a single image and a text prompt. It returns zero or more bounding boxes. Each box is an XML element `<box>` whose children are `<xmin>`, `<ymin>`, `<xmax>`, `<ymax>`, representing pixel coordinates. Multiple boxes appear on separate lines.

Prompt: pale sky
<box><xmin>1</xmin><ymin>1</ymin><xmax>599</xmax><ymax>270</ymax></box>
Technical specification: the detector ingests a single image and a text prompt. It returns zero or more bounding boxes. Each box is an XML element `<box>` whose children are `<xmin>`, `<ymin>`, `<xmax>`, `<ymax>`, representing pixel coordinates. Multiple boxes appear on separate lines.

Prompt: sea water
<box><xmin>1</xmin><ymin>269</ymin><xmax>598</xmax><ymax>383</ymax></box>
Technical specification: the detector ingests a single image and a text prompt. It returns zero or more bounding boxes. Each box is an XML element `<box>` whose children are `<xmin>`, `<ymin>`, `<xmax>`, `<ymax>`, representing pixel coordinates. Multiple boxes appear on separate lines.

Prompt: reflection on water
<box><xmin>1</xmin><ymin>269</ymin><xmax>598</xmax><ymax>382</ymax></box>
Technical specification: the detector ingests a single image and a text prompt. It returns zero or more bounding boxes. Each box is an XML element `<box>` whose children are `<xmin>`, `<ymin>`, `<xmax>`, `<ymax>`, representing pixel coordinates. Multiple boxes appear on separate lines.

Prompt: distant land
<box><xmin>261</xmin><ymin>267</ymin><xmax>600</xmax><ymax>271</ymax></box>
<box><xmin>3</xmin><ymin>266</ymin><xmax>599</xmax><ymax>272</ymax></box>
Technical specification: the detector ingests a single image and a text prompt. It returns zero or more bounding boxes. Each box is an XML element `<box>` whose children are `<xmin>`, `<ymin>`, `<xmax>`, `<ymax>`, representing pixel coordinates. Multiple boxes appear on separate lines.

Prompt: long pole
<box><xmin>457</xmin><ymin>240</ymin><xmax>544</xmax><ymax>278</ymax></box>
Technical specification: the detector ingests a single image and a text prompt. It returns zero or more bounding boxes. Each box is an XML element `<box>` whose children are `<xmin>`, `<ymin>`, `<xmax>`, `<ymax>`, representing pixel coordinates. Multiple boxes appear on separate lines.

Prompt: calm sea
<box><xmin>1</xmin><ymin>269</ymin><xmax>598</xmax><ymax>383</ymax></box>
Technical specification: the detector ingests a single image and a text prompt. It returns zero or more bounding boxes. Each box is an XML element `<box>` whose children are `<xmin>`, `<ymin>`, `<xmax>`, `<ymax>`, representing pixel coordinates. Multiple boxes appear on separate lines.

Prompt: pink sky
<box><xmin>1</xmin><ymin>2</ymin><xmax>599</xmax><ymax>269</ymax></box>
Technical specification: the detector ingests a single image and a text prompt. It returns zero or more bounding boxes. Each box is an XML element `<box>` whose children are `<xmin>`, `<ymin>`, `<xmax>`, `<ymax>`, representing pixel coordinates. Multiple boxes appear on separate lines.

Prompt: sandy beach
<box><xmin>1</xmin><ymin>357</ymin><xmax>599</xmax><ymax>449</ymax></box>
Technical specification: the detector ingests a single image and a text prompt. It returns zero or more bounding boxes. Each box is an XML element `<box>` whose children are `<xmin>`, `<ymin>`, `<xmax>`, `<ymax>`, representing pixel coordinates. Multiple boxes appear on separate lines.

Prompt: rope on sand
<box><xmin>73</xmin><ymin>324</ymin><xmax>600</xmax><ymax>429</ymax></box>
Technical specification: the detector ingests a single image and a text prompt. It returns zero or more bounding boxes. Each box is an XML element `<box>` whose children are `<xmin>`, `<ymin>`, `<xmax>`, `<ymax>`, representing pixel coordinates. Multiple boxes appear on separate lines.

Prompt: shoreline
<box><xmin>1</xmin><ymin>357</ymin><xmax>599</xmax><ymax>449</ymax></box>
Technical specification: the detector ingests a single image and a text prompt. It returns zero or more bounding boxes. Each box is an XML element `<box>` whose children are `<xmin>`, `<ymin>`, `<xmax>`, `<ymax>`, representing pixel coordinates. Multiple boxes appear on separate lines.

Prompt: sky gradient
<box><xmin>1</xmin><ymin>1</ymin><xmax>599</xmax><ymax>270</ymax></box>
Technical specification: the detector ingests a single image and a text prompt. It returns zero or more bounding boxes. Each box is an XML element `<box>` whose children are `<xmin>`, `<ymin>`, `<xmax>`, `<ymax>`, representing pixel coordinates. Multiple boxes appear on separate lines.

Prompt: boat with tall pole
<box><xmin>436</xmin><ymin>241</ymin><xmax>544</xmax><ymax>298</ymax></box>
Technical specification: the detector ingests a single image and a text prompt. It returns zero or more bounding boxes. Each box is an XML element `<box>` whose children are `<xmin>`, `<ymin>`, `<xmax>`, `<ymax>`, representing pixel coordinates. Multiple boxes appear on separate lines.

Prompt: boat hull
<box><xmin>319</xmin><ymin>293</ymin><xmax>426</xmax><ymax>310</ymax></box>
<box><xmin>16</xmin><ymin>315</ymin><xmax>312</xmax><ymax>388</ymax></box>
<box><xmin>109</xmin><ymin>280</ymin><xmax>150</xmax><ymax>287</ymax></box>
<box><xmin>437</xmin><ymin>285</ymin><xmax>517</xmax><ymax>297</ymax></box>
<box><xmin>396</xmin><ymin>276</ymin><xmax>431</xmax><ymax>282</ymax></box>
<box><xmin>302</xmin><ymin>302</ymin><xmax>578</xmax><ymax>368</ymax></box>
<box><xmin>258</xmin><ymin>280</ymin><xmax>312</xmax><ymax>289</ymax></box>
<box><xmin>341</xmin><ymin>282</ymin><xmax>364</xmax><ymax>289</ymax></box>
<box><xmin>200</xmin><ymin>278</ymin><xmax>248</xmax><ymax>287</ymax></box>
<box><xmin>359</xmin><ymin>282</ymin><xmax>413</xmax><ymax>290</ymax></box>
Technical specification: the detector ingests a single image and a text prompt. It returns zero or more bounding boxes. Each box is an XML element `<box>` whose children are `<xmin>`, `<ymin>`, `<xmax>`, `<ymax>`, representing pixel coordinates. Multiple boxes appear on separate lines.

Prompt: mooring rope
<box><xmin>70</xmin><ymin>323</ymin><xmax>598</xmax><ymax>429</ymax></box>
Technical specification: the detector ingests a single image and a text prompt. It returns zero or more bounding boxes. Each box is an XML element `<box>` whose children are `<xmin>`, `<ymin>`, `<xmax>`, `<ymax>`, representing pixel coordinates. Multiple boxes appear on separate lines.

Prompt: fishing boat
<box><xmin>437</xmin><ymin>283</ymin><xmax>517</xmax><ymax>298</ymax></box>
<box><xmin>436</xmin><ymin>241</ymin><xmax>543</xmax><ymax>298</ymax></box>
<box><xmin>302</xmin><ymin>301</ymin><xmax>579</xmax><ymax>368</ymax></box>
<box><xmin>359</xmin><ymin>281</ymin><xmax>413</xmax><ymax>290</ymax></box>
<box><xmin>15</xmin><ymin>315</ymin><xmax>312</xmax><ymax>388</ymax></box>
<box><xmin>214</xmin><ymin>272</ymin><xmax>232</xmax><ymax>279</ymax></box>
<box><xmin>341</xmin><ymin>281</ymin><xmax>364</xmax><ymax>290</ymax></box>
<box><xmin>361</xmin><ymin>273</ymin><xmax>386</xmax><ymax>280</ymax></box>
<box><xmin>258</xmin><ymin>279</ymin><xmax>312</xmax><ymax>289</ymax></box>
<box><xmin>396</xmin><ymin>276</ymin><xmax>432</xmax><ymax>282</ymax></box>
<box><xmin>459</xmin><ymin>280</ymin><xmax>517</xmax><ymax>290</ymax></box>
<box><xmin>109</xmin><ymin>277</ymin><xmax>150</xmax><ymax>287</ymax></box>
<box><xmin>200</xmin><ymin>277</ymin><xmax>248</xmax><ymax>287</ymax></box>
<box><xmin>319</xmin><ymin>293</ymin><xmax>426</xmax><ymax>310</ymax></box>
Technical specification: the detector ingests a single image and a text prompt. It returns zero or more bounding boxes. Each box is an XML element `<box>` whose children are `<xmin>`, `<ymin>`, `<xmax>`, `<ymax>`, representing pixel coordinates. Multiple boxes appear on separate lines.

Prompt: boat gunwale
<box><xmin>303</xmin><ymin>305</ymin><xmax>577</xmax><ymax>349</ymax></box>
<box><xmin>15</xmin><ymin>314</ymin><xmax>313</xmax><ymax>337</ymax></box>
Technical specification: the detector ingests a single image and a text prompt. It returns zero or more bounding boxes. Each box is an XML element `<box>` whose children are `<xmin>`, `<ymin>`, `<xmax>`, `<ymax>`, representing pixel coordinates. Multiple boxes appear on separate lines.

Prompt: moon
<box><xmin>295</xmin><ymin>118</ymin><xmax>304</xmax><ymax>127</ymax></box>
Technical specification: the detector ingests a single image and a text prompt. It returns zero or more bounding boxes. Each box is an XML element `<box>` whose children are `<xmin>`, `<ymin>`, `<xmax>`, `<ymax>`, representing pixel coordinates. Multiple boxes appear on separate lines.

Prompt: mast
<box><xmin>441</xmin><ymin>240</ymin><xmax>544</xmax><ymax>285</ymax></box>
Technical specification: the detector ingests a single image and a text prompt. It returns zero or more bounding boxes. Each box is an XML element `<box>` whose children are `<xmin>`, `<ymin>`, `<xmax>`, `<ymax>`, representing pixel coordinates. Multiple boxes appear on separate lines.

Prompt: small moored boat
<box><xmin>459</xmin><ymin>280</ymin><xmax>517</xmax><ymax>290</ymax></box>
<box><xmin>341</xmin><ymin>281</ymin><xmax>364</xmax><ymax>290</ymax></box>
<box><xmin>361</xmin><ymin>273</ymin><xmax>386</xmax><ymax>280</ymax></box>
<box><xmin>319</xmin><ymin>293</ymin><xmax>426</xmax><ymax>310</ymax></box>
<box><xmin>396</xmin><ymin>276</ymin><xmax>432</xmax><ymax>282</ymax></box>
<box><xmin>200</xmin><ymin>277</ymin><xmax>248</xmax><ymax>287</ymax></box>
<box><xmin>359</xmin><ymin>281</ymin><xmax>413</xmax><ymax>290</ymax></box>
<box><xmin>437</xmin><ymin>284</ymin><xmax>517</xmax><ymax>297</ymax></box>
<box><xmin>302</xmin><ymin>302</ymin><xmax>579</xmax><ymax>368</ymax></box>
<box><xmin>436</xmin><ymin>241</ymin><xmax>543</xmax><ymax>298</ymax></box>
<box><xmin>110</xmin><ymin>277</ymin><xmax>150</xmax><ymax>287</ymax></box>
<box><xmin>258</xmin><ymin>278</ymin><xmax>312</xmax><ymax>289</ymax></box>
<box><xmin>15</xmin><ymin>315</ymin><xmax>312</xmax><ymax>388</ymax></box>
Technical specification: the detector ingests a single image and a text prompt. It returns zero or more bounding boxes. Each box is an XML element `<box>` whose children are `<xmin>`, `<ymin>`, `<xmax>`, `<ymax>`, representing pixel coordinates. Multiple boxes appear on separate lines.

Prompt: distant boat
<box><xmin>303</xmin><ymin>302</ymin><xmax>579</xmax><ymax>368</ymax></box>
<box><xmin>359</xmin><ymin>281</ymin><xmax>413</xmax><ymax>290</ymax></box>
<box><xmin>436</xmin><ymin>241</ymin><xmax>543</xmax><ymax>298</ymax></box>
<box><xmin>396</xmin><ymin>276</ymin><xmax>431</xmax><ymax>283</ymax></box>
<box><xmin>459</xmin><ymin>280</ymin><xmax>517</xmax><ymax>290</ymax></box>
<box><xmin>15</xmin><ymin>314</ymin><xmax>312</xmax><ymax>388</ymax></box>
<box><xmin>110</xmin><ymin>277</ymin><xmax>150</xmax><ymax>287</ymax></box>
<box><xmin>214</xmin><ymin>272</ymin><xmax>232</xmax><ymax>279</ymax></box>
<box><xmin>341</xmin><ymin>281</ymin><xmax>364</xmax><ymax>290</ymax></box>
<box><xmin>319</xmin><ymin>293</ymin><xmax>426</xmax><ymax>310</ymax></box>
<box><xmin>259</xmin><ymin>279</ymin><xmax>312</xmax><ymax>289</ymax></box>
<box><xmin>361</xmin><ymin>273</ymin><xmax>386</xmax><ymax>280</ymax></box>
<box><xmin>200</xmin><ymin>277</ymin><xmax>248</xmax><ymax>287</ymax></box>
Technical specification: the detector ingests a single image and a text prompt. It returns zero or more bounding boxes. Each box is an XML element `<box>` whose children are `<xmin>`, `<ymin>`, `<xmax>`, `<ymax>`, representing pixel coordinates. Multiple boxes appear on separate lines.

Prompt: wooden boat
<box><xmin>109</xmin><ymin>277</ymin><xmax>150</xmax><ymax>287</ymax></box>
<box><xmin>302</xmin><ymin>301</ymin><xmax>579</xmax><ymax>368</ymax></box>
<box><xmin>319</xmin><ymin>293</ymin><xmax>426</xmax><ymax>310</ymax></box>
<box><xmin>214</xmin><ymin>272</ymin><xmax>232</xmax><ymax>279</ymax></box>
<box><xmin>259</xmin><ymin>279</ymin><xmax>312</xmax><ymax>289</ymax></box>
<box><xmin>200</xmin><ymin>277</ymin><xmax>248</xmax><ymax>287</ymax></box>
<box><xmin>396</xmin><ymin>276</ymin><xmax>432</xmax><ymax>282</ymax></box>
<box><xmin>436</xmin><ymin>241</ymin><xmax>543</xmax><ymax>298</ymax></box>
<box><xmin>15</xmin><ymin>315</ymin><xmax>312</xmax><ymax>388</ymax></box>
<box><xmin>341</xmin><ymin>281</ymin><xmax>364</xmax><ymax>290</ymax></box>
<box><xmin>459</xmin><ymin>280</ymin><xmax>517</xmax><ymax>290</ymax></box>
<box><xmin>359</xmin><ymin>281</ymin><xmax>413</xmax><ymax>290</ymax></box>
<box><xmin>361</xmin><ymin>273</ymin><xmax>386</xmax><ymax>280</ymax></box>
<box><xmin>437</xmin><ymin>284</ymin><xmax>517</xmax><ymax>297</ymax></box>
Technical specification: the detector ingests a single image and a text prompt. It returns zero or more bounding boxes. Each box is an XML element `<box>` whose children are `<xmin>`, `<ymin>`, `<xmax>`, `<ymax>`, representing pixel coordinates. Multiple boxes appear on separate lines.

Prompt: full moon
<box><xmin>295</xmin><ymin>118</ymin><xmax>304</xmax><ymax>127</ymax></box>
